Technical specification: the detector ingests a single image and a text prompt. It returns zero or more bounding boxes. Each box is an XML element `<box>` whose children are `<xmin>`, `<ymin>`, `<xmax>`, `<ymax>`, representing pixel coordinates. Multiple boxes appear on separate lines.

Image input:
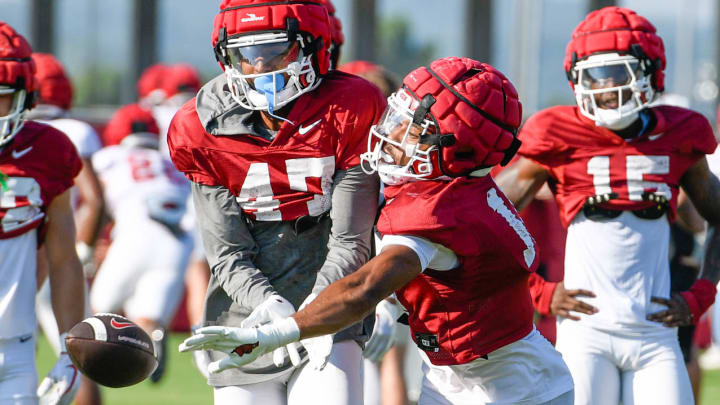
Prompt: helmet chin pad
<box><xmin>254</xmin><ymin>74</ymin><xmax>286</xmax><ymax>113</ymax></box>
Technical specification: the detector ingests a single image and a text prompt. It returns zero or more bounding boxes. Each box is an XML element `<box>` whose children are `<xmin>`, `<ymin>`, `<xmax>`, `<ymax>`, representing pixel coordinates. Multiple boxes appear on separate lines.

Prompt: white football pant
<box><xmin>213</xmin><ymin>341</ymin><xmax>363</xmax><ymax>405</ymax></box>
<box><xmin>555</xmin><ymin>319</ymin><xmax>693</xmax><ymax>405</ymax></box>
<box><xmin>417</xmin><ymin>328</ymin><xmax>574</xmax><ymax>405</ymax></box>
<box><xmin>35</xmin><ymin>278</ymin><xmax>91</xmax><ymax>356</ymax></box>
<box><xmin>90</xmin><ymin>219</ymin><xmax>192</xmax><ymax>325</ymax></box>
<box><xmin>0</xmin><ymin>335</ymin><xmax>38</xmax><ymax>405</ymax></box>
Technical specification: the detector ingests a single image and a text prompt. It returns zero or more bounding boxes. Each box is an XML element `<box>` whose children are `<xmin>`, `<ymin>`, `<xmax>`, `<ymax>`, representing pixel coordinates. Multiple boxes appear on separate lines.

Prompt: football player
<box><xmin>180</xmin><ymin>57</ymin><xmax>575</xmax><ymax>405</ymax></box>
<box><xmin>88</xmin><ymin>104</ymin><xmax>193</xmax><ymax>383</ymax></box>
<box><xmin>28</xmin><ymin>51</ymin><xmax>105</xmax><ymax>405</ymax></box>
<box><xmin>167</xmin><ymin>1</ymin><xmax>385</xmax><ymax>404</ymax></box>
<box><xmin>495</xmin><ymin>7</ymin><xmax>720</xmax><ymax>405</ymax></box>
<box><xmin>0</xmin><ymin>22</ymin><xmax>85</xmax><ymax>405</ymax></box>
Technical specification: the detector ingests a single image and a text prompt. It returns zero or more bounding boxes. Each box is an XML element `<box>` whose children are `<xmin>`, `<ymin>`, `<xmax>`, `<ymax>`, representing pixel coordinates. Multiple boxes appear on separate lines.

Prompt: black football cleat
<box><xmin>150</xmin><ymin>328</ymin><xmax>168</xmax><ymax>383</ymax></box>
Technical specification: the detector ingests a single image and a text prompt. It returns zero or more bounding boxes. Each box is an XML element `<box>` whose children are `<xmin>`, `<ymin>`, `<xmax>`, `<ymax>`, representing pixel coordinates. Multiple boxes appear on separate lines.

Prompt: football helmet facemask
<box><xmin>361</xmin><ymin>88</ymin><xmax>439</xmax><ymax>186</ymax></box>
<box><xmin>223</xmin><ymin>32</ymin><xmax>317</xmax><ymax>114</ymax></box>
<box><xmin>572</xmin><ymin>53</ymin><xmax>655</xmax><ymax>130</ymax></box>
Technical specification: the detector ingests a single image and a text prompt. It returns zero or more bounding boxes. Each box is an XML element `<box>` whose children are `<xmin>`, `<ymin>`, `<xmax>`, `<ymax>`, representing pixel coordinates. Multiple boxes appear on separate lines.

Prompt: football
<box><xmin>66</xmin><ymin>314</ymin><xmax>158</xmax><ymax>388</ymax></box>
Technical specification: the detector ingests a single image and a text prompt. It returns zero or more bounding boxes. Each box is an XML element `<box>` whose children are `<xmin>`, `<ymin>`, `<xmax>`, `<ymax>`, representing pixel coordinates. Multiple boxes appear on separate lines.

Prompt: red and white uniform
<box><xmin>520</xmin><ymin>105</ymin><xmax>717</xmax><ymax>405</ymax></box>
<box><xmin>0</xmin><ymin>123</ymin><xmax>80</xmax><ymax>403</ymax></box>
<box><xmin>521</xmin><ymin>105</ymin><xmax>717</xmax><ymax>332</ymax></box>
<box><xmin>89</xmin><ymin>145</ymin><xmax>192</xmax><ymax>325</ymax></box>
<box><xmin>169</xmin><ymin>76</ymin><xmax>374</xmax><ymax>223</ymax></box>
<box><xmin>0</xmin><ymin>121</ymin><xmax>81</xmax><ymax>339</ymax></box>
<box><xmin>377</xmin><ymin>176</ymin><xmax>573</xmax><ymax>404</ymax></box>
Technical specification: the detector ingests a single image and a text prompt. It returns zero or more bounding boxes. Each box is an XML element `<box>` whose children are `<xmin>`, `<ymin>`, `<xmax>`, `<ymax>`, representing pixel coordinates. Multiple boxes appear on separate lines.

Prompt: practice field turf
<box><xmin>36</xmin><ymin>333</ymin><xmax>720</xmax><ymax>405</ymax></box>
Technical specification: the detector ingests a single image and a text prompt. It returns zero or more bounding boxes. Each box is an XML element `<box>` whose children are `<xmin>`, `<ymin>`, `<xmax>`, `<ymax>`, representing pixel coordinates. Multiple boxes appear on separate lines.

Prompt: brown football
<box><xmin>66</xmin><ymin>314</ymin><xmax>158</xmax><ymax>388</ymax></box>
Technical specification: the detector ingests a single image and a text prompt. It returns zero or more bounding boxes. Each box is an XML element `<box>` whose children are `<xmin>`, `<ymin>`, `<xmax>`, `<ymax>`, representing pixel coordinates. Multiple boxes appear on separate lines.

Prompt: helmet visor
<box><xmin>227</xmin><ymin>40</ymin><xmax>300</xmax><ymax>73</ymax></box>
<box><xmin>580</xmin><ymin>62</ymin><xmax>640</xmax><ymax>89</ymax></box>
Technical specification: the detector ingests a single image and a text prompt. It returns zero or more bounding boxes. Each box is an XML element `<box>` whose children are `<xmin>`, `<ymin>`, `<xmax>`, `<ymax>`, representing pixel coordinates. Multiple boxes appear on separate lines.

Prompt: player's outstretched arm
<box><xmin>495</xmin><ymin>157</ymin><xmax>549</xmax><ymax>211</ymax></box>
<box><xmin>295</xmin><ymin>245</ymin><xmax>421</xmax><ymax>339</ymax></box>
<box><xmin>44</xmin><ymin>188</ymin><xmax>85</xmax><ymax>334</ymax></box>
<box><xmin>649</xmin><ymin>157</ymin><xmax>720</xmax><ymax>327</ymax></box>
<box><xmin>180</xmin><ymin>245</ymin><xmax>421</xmax><ymax>372</ymax></box>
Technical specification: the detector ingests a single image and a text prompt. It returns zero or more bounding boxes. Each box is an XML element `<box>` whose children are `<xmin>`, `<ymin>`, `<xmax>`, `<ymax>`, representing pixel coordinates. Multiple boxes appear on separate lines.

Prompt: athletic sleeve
<box><xmin>311</xmin><ymin>165</ymin><xmax>380</xmax><ymax>295</ymax></box>
<box><xmin>191</xmin><ymin>182</ymin><xmax>275</xmax><ymax>309</ymax></box>
<box><xmin>528</xmin><ymin>272</ymin><xmax>558</xmax><ymax>316</ymax></box>
<box><xmin>380</xmin><ymin>234</ymin><xmax>458</xmax><ymax>271</ymax></box>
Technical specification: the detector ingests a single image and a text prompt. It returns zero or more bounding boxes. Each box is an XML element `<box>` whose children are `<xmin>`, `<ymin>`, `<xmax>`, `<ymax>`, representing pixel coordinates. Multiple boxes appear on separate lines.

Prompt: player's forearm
<box><xmin>49</xmin><ymin>257</ymin><xmax>85</xmax><ymax>334</ymax></box>
<box><xmin>74</xmin><ymin>164</ymin><xmax>105</xmax><ymax>245</ymax></box>
<box><xmin>295</xmin><ymin>247</ymin><xmax>420</xmax><ymax>338</ymax></box>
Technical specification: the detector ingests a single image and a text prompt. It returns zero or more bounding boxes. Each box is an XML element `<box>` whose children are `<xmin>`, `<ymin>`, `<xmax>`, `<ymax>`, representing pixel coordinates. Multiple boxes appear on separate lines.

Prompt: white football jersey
<box><xmin>92</xmin><ymin>145</ymin><xmax>190</xmax><ymax>230</ymax></box>
<box><xmin>40</xmin><ymin>118</ymin><xmax>102</xmax><ymax>159</ymax></box>
<box><xmin>563</xmin><ymin>211</ymin><xmax>673</xmax><ymax>337</ymax></box>
<box><xmin>0</xmin><ymin>231</ymin><xmax>38</xmax><ymax>338</ymax></box>
<box><xmin>152</xmin><ymin>105</ymin><xmax>181</xmax><ymax>161</ymax></box>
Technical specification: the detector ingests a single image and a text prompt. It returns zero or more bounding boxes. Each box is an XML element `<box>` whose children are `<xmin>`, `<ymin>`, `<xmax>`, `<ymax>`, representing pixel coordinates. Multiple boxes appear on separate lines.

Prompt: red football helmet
<box><xmin>316</xmin><ymin>0</ymin><xmax>343</xmax><ymax>69</ymax></box>
<box><xmin>32</xmin><ymin>53</ymin><xmax>73</xmax><ymax>111</ymax></box>
<box><xmin>161</xmin><ymin>64</ymin><xmax>202</xmax><ymax>107</ymax></box>
<box><xmin>0</xmin><ymin>22</ymin><xmax>36</xmax><ymax>149</ymax></box>
<box><xmin>137</xmin><ymin>63</ymin><xmax>169</xmax><ymax>105</ymax></box>
<box><xmin>211</xmin><ymin>0</ymin><xmax>332</xmax><ymax>114</ymax></box>
<box><xmin>361</xmin><ymin>57</ymin><xmax>522</xmax><ymax>185</ymax></box>
<box><xmin>564</xmin><ymin>7</ymin><xmax>665</xmax><ymax>129</ymax></box>
<box><xmin>103</xmin><ymin>104</ymin><xmax>160</xmax><ymax>148</ymax></box>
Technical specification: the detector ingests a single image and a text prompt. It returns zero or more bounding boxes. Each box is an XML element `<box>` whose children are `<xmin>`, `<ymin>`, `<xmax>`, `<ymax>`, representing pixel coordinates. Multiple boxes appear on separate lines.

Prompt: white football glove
<box><xmin>190</xmin><ymin>325</ymin><xmax>210</xmax><ymax>379</ymax></box>
<box><xmin>298</xmin><ymin>293</ymin><xmax>334</xmax><ymax>371</ymax></box>
<box><xmin>179</xmin><ymin>318</ymin><xmax>300</xmax><ymax>373</ymax></box>
<box><xmin>364</xmin><ymin>298</ymin><xmax>403</xmax><ymax>362</ymax></box>
<box><xmin>37</xmin><ymin>333</ymin><xmax>80</xmax><ymax>405</ymax></box>
<box><xmin>240</xmin><ymin>294</ymin><xmax>301</xmax><ymax>367</ymax></box>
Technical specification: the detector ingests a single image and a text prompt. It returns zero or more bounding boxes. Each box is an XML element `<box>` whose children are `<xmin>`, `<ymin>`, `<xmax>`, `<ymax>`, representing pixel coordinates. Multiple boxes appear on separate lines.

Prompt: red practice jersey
<box><xmin>378</xmin><ymin>176</ymin><xmax>538</xmax><ymax>365</ymax></box>
<box><xmin>168</xmin><ymin>71</ymin><xmax>386</xmax><ymax>222</ymax></box>
<box><xmin>518</xmin><ymin>105</ymin><xmax>718</xmax><ymax>227</ymax></box>
<box><xmin>0</xmin><ymin>121</ymin><xmax>82</xmax><ymax>239</ymax></box>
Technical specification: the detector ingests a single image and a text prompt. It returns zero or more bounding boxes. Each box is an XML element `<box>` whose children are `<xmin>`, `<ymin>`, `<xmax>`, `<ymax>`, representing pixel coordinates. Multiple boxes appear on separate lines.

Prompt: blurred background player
<box><xmin>89</xmin><ymin>103</ymin><xmax>193</xmax><ymax>383</ymax></box>
<box><xmin>28</xmin><ymin>51</ymin><xmax>105</xmax><ymax>405</ymax></box>
<box><xmin>136</xmin><ymin>62</ymin><xmax>212</xmax><ymax>377</ymax></box>
<box><xmin>0</xmin><ymin>21</ymin><xmax>85</xmax><ymax>405</ymax></box>
<box><xmin>181</xmin><ymin>56</ymin><xmax>575</xmax><ymax>405</ymax></box>
<box><xmin>168</xmin><ymin>0</ymin><xmax>385</xmax><ymax>403</ymax></box>
<box><xmin>497</xmin><ymin>6</ymin><xmax>720</xmax><ymax>405</ymax></box>
<box><xmin>338</xmin><ymin>59</ymin><xmax>410</xmax><ymax>405</ymax></box>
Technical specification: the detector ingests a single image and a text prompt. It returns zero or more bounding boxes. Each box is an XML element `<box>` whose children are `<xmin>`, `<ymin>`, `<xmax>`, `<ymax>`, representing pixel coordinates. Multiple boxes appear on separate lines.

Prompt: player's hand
<box><xmin>550</xmin><ymin>281</ymin><xmax>598</xmax><ymax>320</ymax></box>
<box><xmin>240</xmin><ymin>294</ymin><xmax>302</xmax><ymax>367</ymax></box>
<box><xmin>37</xmin><ymin>334</ymin><xmax>80</xmax><ymax>405</ymax></box>
<box><xmin>363</xmin><ymin>298</ymin><xmax>402</xmax><ymax>362</ymax></box>
<box><xmin>179</xmin><ymin>318</ymin><xmax>300</xmax><ymax>373</ymax></box>
<box><xmin>298</xmin><ymin>293</ymin><xmax>334</xmax><ymax>370</ymax></box>
<box><xmin>646</xmin><ymin>293</ymin><xmax>693</xmax><ymax>327</ymax></box>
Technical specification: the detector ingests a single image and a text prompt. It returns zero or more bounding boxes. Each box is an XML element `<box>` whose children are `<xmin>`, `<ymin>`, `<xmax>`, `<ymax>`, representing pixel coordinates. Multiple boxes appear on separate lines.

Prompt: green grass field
<box><xmin>35</xmin><ymin>333</ymin><xmax>720</xmax><ymax>405</ymax></box>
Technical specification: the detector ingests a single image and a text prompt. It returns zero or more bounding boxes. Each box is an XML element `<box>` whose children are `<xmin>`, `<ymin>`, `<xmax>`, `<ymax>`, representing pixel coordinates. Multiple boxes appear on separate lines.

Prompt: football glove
<box><xmin>37</xmin><ymin>333</ymin><xmax>80</xmax><ymax>405</ymax></box>
<box><xmin>298</xmin><ymin>293</ymin><xmax>334</xmax><ymax>371</ymax></box>
<box><xmin>179</xmin><ymin>318</ymin><xmax>300</xmax><ymax>373</ymax></box>
<box><xmin>363</xmin><ymin>298</ymin><xmax>403</xmax><ymax>362</ymax></box>
<box><xmin>240</xmin><ymin>294</ymin><xmax>301</xmax><ymax>367</ymax></box>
